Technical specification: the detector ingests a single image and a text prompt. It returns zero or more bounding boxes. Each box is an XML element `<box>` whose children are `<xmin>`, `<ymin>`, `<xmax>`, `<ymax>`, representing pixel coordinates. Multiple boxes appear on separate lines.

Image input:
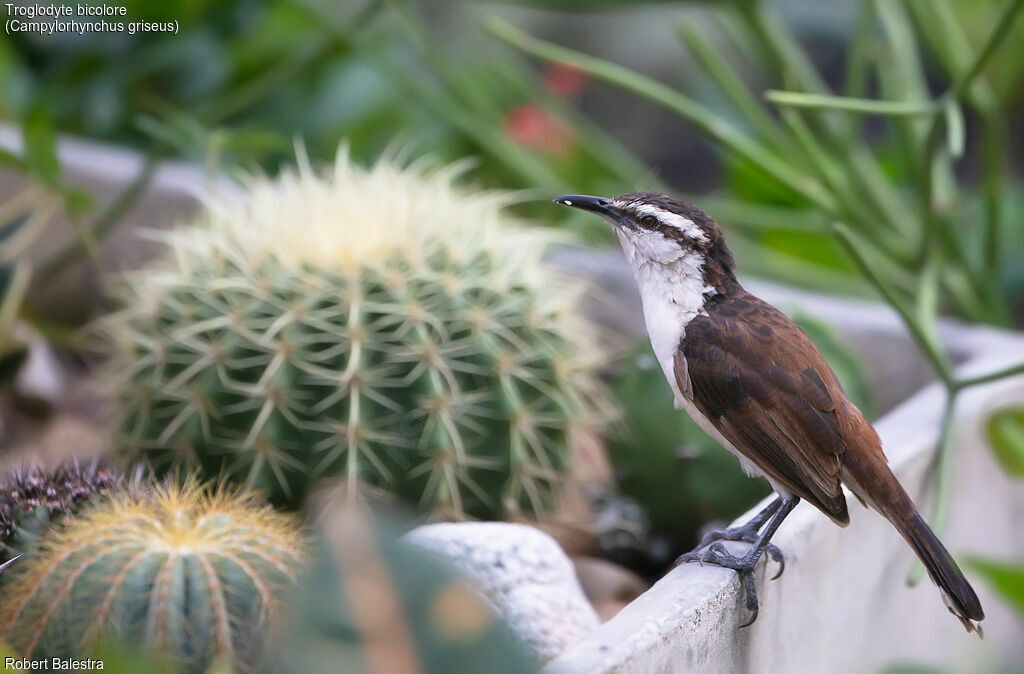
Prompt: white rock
<box><xmin>15</xmin><ymin>335</ymin><xmax>66</xmax><ymax>405</ymax></box>
<box><xmin>402</xmin><ymin>522</ymin><xmax>600</xmax><ymax>660</ymax></box>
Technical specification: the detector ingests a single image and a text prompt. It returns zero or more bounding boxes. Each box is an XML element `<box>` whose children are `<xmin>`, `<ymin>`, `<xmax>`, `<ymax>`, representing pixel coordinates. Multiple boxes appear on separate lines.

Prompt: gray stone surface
<box><xmin>403</xmin><ymin>522</ymin><xmax>600</xmax><ymax>661</ymax></box>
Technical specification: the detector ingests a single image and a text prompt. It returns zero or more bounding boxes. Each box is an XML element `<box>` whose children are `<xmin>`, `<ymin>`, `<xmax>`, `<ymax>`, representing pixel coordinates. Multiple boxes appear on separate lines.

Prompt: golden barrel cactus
<box><xmin>100</xmin><ymin>150</ymin><xmax>614</xmax><ymax>517</ymax></box>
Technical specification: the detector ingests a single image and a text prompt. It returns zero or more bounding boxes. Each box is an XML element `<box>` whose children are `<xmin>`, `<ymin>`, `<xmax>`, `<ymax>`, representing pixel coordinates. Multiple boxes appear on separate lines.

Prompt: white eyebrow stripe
<box><xmin>633</xmin><ymin>204</ymin><xmax>708</xmax><ymax>242</ymax></box>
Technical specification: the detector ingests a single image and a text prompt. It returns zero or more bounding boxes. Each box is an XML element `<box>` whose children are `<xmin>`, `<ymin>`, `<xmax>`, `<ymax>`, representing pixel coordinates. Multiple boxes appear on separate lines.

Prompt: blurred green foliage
<box><xmin>985</xmin><ymin>408</ymin><xmax>1024</xmax><ymax>477</ymax></box>
<box><xmin>965</xmin><ymin>556</ymin><xmax>1024</xmax><ymax>621</ymax></box>
<box><xmin>0</xmin><ymin>116</ymin><xmax>83</xmax><ymax>407</ymax></box>
<box><xmin>5</xmin><ymin>0</ymin><xmax>1024</xmax><ymax>283</ymax></box>
<box><xmin>272</xmin><ymin>519</ymin><xmax>536</xmax><ymax>674</ymax></box>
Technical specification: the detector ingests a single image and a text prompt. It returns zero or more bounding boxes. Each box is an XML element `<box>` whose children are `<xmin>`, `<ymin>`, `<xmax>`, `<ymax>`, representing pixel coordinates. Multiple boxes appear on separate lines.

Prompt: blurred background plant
<box><xmin>0</xmin><ymin>114</ymin><xmax>108</xmax><ymax>450</ymax></box>
<box><xmin>271</xmin><ymin>510</ymin><xmax>537</xmax><ymax>674</ymax></box>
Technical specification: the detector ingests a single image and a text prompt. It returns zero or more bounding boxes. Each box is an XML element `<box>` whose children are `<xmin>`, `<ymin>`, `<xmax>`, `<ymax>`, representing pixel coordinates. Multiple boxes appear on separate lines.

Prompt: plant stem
<box><xmin>832</xmin><ymin>223</ymin><xmax>953</xmax><ymax>384</ymax></box>
<box><xmin>907</xmin><ymin>390</ymin><xmax>957</xmax><ymax>585</ymax></box>
<box><xmin>765</xmin><ymin>91</ymin><xmax>938</xmax><ymax>116</ymax></box>
<box><xmin>903</xmin><ymin>3</ymin><xmax>1024</xmax><ymax>583</ymax></box>
<box><xmin>948</xmin><ymin>0</ymin><xmax>1024</xmax><ymax>100</ymax></box>
<box><xmin>679</xmin><ymin>24</ymin><xmax>788</xmax><ymax>151</ymax></box>
<box><xmin>740</xmin><ymin>3</ymin><xmax>919</xmax><ymax>245</ymax></box>
<box><xmin>954</xmin><ymin>362</ymin><xmax>1024</xmax><ymax>391</ymax></box>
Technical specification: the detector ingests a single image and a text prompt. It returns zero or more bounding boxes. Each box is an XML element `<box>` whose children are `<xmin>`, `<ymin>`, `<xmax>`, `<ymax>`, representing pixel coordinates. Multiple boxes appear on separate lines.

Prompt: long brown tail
<box><xmin>843</xmin><ymin>450</ymin><xmax>984</xmax><ymax>635</ymax></box>
<box><xmin>892</xmin><ymin>511</ymin><xmax>984</xmax><ymax>635</ymax></box>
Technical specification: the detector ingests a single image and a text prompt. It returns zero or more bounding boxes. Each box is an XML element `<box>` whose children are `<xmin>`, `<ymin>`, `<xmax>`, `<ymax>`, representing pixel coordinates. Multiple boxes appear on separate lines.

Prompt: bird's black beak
<box><xmin>553</xmin><ymin>194</ymin><xmax>634</xmax><ymax>230</ymax></box>
<box><xmin>553</xmin><ymin>194</ymin><xmax>612</xmax><ymax>215</ymax></box>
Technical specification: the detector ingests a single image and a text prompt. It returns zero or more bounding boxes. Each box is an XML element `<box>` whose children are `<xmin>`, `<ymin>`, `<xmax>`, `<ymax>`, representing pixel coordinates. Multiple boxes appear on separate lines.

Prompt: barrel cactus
<box><xmin>0</xmin><ymin>480</ymin><xmax>307</xmax><ymax>672</ymax></box>
<box><xmin>0</xmin><ymin>461</ymin><xmax>134</xmax><ymax>568</ymax></box>
<box><xmin>100</xmin><ymin>151</ymin><xmax>613</xmax><ymax>517</ymax></box>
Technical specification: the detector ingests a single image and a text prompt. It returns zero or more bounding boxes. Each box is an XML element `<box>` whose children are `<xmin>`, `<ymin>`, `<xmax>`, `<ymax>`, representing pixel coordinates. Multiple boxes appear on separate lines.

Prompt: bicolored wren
<box><xmin>555</xmin><ymin>192</ymin><xmax>984</xmax><ymax>633</ymax></box>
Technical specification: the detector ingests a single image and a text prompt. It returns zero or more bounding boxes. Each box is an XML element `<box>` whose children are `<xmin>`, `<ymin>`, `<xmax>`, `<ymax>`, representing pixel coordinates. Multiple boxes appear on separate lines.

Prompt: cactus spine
<box><xmin>101</xmin><ymin>151</ymin><xmax>614</xmax><ymax>517</ymax></box>
<box><xmin>0</xmin><ymin>480</ymin><xmax>307</xmax><ymax>672</ymax></box>
<box><xmin>0</xmin><ymin>462</ymin><xmax>131</xmax><ymax>567</ymax></box>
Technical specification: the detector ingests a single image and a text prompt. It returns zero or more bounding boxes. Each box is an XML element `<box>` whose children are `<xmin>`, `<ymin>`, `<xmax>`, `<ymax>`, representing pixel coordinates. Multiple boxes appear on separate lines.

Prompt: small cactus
<box><xmin>100</xmin><ymin>151</ymin><xmax>613</xmax><ymax>518</ymax></box>
<box><xmin>0</xmin><ymin>461</ymin><xmax>132</xmax><ymax>567</ymax></box>
<box><xmin>0</xmin><ymin>480</ymin><xmax>307</xmax><ymax>672</ymax></box>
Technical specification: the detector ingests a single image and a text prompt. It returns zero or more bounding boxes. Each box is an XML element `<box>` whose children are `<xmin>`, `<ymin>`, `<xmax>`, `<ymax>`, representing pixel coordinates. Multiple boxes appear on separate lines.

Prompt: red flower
<box><xmin>503</xmin><ymin>104</ymin><xmax>576</xmax><ymax>156</ymax></box>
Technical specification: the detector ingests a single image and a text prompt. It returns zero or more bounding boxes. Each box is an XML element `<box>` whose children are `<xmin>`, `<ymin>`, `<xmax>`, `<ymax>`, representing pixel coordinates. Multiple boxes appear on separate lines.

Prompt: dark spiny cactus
<box><xmin>0</xmin><ymin>461</ymin><xmax>133</xmax><ymax>566</ymax></box>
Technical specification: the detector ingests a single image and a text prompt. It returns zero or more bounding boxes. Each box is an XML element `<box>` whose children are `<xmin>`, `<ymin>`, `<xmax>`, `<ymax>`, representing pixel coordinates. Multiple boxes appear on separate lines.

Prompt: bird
<box><xmin>553</xmin><ymin>191</ymin><xmax>984</xmax><ymax>633</ymax></box>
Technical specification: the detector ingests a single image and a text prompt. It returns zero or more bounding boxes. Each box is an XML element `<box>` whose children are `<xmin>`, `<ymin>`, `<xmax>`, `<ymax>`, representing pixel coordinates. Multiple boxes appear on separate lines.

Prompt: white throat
<box><xmin>615</xmin><ymin>228</ymin><xmax>714</xmax><ymax>405</ymax></box>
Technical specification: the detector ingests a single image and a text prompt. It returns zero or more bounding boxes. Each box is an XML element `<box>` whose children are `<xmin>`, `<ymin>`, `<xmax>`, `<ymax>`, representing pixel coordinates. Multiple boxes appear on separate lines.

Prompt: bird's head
<box><xmin>554</xmin><ymin>192</ymin><xmax>737</xmax><ymax>292</ymax></box>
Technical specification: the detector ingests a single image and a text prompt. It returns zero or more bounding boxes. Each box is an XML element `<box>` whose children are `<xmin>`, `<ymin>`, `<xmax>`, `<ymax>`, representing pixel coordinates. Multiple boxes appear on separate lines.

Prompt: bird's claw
<box><xmin>675</xmin><ymin>543</ymin><xmax>762</xmax><ymax>626</ymax></box>
<box><xmin>765</xmin><ymin>544</ymin><xmax>785</xmax><ymax>580</ymax></box>
<box><xmin>674</xmin><ymin>531</ymin><xmax>787</xmax><ymax>627</ymax></box>
<box><xmin>676</xmin><ymin>541</ymin><xmax>750</xmax><ymax>571</ymax></box>
<box><xmin>738</xmin><ymin>573</ymin><xmax>759</xmax><ymax>627</ymax></box>
<box><xmin>689</xmin><ymin>524</ymin><xmax>787</xmax><ymax>580</ymax></box>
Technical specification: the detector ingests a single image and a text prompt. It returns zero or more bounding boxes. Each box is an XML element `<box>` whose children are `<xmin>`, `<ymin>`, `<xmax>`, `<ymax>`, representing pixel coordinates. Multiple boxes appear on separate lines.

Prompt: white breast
<box><xmin>616</xmin><ymin>230</ymin><xmax>789</xmax><ymax>496</ymax></box>
<box><xmin>616</xmin><ymin>228</ymin><xmax>710</xmax><ymax>406</ymax></box>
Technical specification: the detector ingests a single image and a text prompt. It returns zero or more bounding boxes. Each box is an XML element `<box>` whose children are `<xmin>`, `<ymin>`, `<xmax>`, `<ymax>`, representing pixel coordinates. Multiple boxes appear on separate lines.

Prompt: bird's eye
<box><xmin>640</xmin><ymin>215</ymin><xmax>658</xmax><ymax>228</ymax></box>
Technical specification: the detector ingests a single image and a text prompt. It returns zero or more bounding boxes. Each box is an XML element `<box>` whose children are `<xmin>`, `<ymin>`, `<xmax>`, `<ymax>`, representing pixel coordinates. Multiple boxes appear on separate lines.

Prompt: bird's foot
<box><xmin>673</xmin><ymin>497</ymin><xmax>798</xmax><ymax>627</ymax></box>
<box><xmin>675</xmin><ymin>542</ymin><xmax>764</xmax><ymax>627</ymax></box>
<box><xmin>692</xmin><ymin>521</ymin><xmax>785</xmax><ymax>579</ymax></box>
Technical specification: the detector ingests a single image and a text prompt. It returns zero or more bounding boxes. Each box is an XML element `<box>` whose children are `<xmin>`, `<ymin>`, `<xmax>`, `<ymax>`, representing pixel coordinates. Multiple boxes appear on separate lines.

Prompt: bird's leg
<box><xmin>687</xmin><ymin>497</ymin><xmax>785</xmax><ymax>575</ymax></box>
<box><xmin>675</xmin><ymin>497</ymin><xmax>799</xmax><ymax>627</ymax></box>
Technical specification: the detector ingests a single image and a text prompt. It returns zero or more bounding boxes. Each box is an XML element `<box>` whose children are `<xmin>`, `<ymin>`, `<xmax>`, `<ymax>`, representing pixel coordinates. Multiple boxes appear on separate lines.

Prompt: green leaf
<box><xmin>0</xmin><ymin>262</ymin><xmax>31</xmax><ymax>346</ymax></box>
<box><xmin>985</xmin><ymin>407</ymin><xmax>1024</xmax><ymax>476</ymax></box>
<box><xmin>23</xmin><ymin>109</ymin><xmax>61</xmax><ymax>186</ymax></box>
<box><xmin>60</xmin><ymin>187</ymin><xmax>95</xmax><ymax>215</ymax></box>
<box><xmin>943</xmin><ymin>100</ymin><xmax>965</xmax><ymax>158</ymax></box>
<box><xmin>964</xmin><ymin>556</ymin><xmax>1024</xmax><ymax>619</ymax></box>
<box><xmin>765</xmin><ymin>91</ymin><xmax>937</xmax><ymax>116</ymax></box>
<box><xmin>0</xmin><ymin>147</ymin><xmax>26</xmax><ymax>172</ymax></box>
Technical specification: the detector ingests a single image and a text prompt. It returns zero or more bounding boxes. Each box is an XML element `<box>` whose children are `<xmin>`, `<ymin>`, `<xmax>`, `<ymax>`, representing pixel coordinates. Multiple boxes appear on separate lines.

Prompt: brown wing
<box><xmin>678</xmin><ymin>290</ymin><xmax>851</xmax><ymax>524</ymax></box>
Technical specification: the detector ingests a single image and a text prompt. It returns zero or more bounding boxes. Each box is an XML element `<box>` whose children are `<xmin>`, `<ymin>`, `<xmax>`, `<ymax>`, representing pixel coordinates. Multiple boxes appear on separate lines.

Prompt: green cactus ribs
<box><xmin>0</xmin><ymin>480</ymin><xmax>308</xmax><ymax>672</ymax></box>
<box><xmin>102</xmin><ymin>153</ymin><xmax>614</xmax><ymax>518</ymax></box>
